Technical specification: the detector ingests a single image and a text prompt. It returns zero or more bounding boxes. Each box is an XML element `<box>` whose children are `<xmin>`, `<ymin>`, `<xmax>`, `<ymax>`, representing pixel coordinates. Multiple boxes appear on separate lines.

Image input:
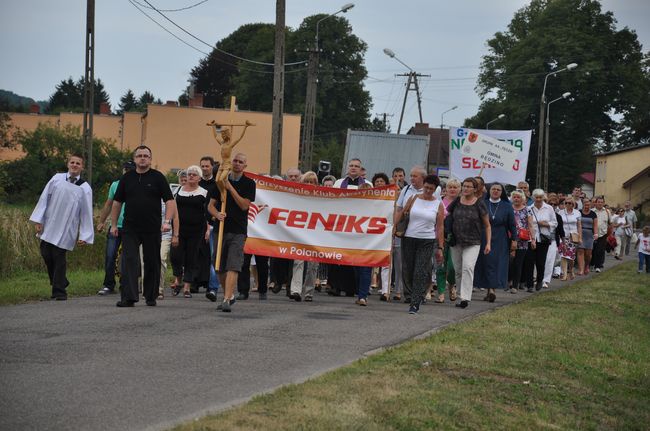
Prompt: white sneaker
<box><xmin>595</xmin><ymin>268</ymin><xmax>601</xmax><ymax>273</ymax></box>
<box><xmin>542</xmin><ymin>282</ymin><xmax>549</xmax><ymax>289</ymax></box>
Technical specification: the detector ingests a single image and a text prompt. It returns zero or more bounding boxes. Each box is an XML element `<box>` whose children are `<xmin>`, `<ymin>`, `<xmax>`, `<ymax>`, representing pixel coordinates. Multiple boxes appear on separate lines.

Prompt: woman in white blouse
<box><xmin>558</xmin><ymin>197</ymin><xmax>582</xmax><ymax>280</ymax></box>
<box><xmin>611</xmin><ymin>208</ymin><xmax>629</xmax><ymax>260</ymax></box>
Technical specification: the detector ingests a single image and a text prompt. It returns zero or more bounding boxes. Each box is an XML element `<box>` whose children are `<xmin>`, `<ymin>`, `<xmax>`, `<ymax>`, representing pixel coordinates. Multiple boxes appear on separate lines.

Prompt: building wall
<box><xmin>142</xmin><ymin>104</ymin><xmax>300</xmax><ymax>174</ymax></box>
<box><xmin>594</xmin><ymin>145</ymin><xmax>650</xmax><ymax>210</ymax></box>
<box><xmin>121</xmin><ymin>112</ymin><xmax>144</xmax><ymax>152</ymax></box>
<box><xmin>1</xmin><ymin>113</ymin><xmax>59</xmax><ymax>161</ymax></box>
<box><xmin>58</xmin><ymin>113</ymin><xmax>122</xmax><ymax>145</ymax></box>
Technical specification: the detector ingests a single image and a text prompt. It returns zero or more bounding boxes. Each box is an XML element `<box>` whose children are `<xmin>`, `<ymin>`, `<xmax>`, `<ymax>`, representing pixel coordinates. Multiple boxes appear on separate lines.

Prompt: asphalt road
<box><xmin>0</xmin><ymin>255</ymin><xmax>630</xmax><ymax>431</ymax></box>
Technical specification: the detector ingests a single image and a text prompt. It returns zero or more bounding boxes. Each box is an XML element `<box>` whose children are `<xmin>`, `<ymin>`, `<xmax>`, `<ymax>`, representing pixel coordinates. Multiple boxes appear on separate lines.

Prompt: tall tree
<box><xmin>117</xmin><ymin>89</ymin><xmax>138</xmax><ymax>114</ymax></box>
<box><xmin>465</xmin><ymin>0</ymin><xmax>650</xmax><ymax>191</ymax></box>
<box><xmin>47</xmin><ymin>77</ymin><xmax>111</xmax><ymax>114</ymax></box>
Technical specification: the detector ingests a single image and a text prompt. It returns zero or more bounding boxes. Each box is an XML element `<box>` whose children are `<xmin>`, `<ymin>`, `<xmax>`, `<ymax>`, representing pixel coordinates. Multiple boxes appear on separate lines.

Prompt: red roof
<box><xmin>580</xmin><ymin>172</ymin><xmax>595</xmax><ymax>184</ymax></box>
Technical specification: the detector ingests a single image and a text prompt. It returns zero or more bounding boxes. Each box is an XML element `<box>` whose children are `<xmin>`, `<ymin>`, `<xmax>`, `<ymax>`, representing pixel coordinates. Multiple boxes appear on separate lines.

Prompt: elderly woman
<box><xmin>289</xmin><ymin>171</ymin><xmax>320</xmax><ymax>302</ymax></box>
<box><xmin>371</xmin><ymin>173</ymin><xmax>393</xmax><ymax>301</ymax></box>
<box><xmin>508</xmin><ymin>189</ymin><xmax>535</xmax><ymax>293</ymax></box>
<box><xmin>558</xmin><ymin>196</ymin><xmax>582</xmax><ymax>280</ymax></box>
<box><xmin>171</xmin><ymin>166</ymin><xmax>210</xmax><ymax>298</ymax></box>
<box><xmin>434</xmin><ymin>179</ymin><xmax>461</xmax><ymax>303</ymax></box>
<box><xmin>577</xmin><ymin>198</ymin><xmax>598</xmax><ymax>275</ymax></box>
<box><xmin>474</xmin><ymin>183</ymin><xmax>517</xmax><ymax>302</ymax></box>
<box><xmin>524</xmin><ymin>189</ymin><xmax>557</xmax><ymax>292</ymax></box>
<box><xmin>394</xmin><ymin>174</ymin><xmax>445</xmax><ymax>314</ymax></box>
<box><xmin>170</xmin><ymin>170</ymin><xmax>188</xmax><ymax>291</ymax></box>
<box><xmin>446</xmin><ymin>177</ymin><xmax>491</xmax><ymax>309</ymax></box>
<box><xmin>612</xmin><ymin>208</ymin><xmax>629</xmax><ymax>260</ymax></box>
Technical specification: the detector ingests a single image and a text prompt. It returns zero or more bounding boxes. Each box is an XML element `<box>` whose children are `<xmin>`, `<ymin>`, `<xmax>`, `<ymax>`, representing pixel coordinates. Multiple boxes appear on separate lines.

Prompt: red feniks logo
<box><xmin>267</xmin><ymin>207</ymin><xmax>387</xmax><ymax>234</ymax></box>
<box><xmin>248</xmin><ymin>203</ymin><xmax>268</xmax><ymax>223</ymax></box>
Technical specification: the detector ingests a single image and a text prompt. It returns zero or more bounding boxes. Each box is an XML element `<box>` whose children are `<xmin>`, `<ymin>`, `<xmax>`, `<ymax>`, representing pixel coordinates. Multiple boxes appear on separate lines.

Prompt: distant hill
<box><xmin>0</xmin><ymin>89</ymin><xmax>48</xmax><ymax>113</ymax></box>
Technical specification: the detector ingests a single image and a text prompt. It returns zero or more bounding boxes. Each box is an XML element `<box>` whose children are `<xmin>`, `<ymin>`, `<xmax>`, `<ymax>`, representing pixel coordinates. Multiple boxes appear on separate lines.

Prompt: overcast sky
<box><xmin>1</xmin><ymin>0</ymin><xmax>648</xmax><ymax>131</ymax></box>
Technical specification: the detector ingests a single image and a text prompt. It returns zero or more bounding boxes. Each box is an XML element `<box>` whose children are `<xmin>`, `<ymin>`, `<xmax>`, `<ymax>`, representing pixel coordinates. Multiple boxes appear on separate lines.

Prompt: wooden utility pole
<box><xmin>300</xmin><ymin>48</ymin><xmax>318</xmax><ymax>170</ymax></box>
<box><xmin>82</xmin><ymin>0</ymin><xmax>95</xmax><ymax>186</ymax></box>
<box><xmin>270</xmin><ymin>0</ymin><xmax>285</xmax><ymax>176</ymax></box>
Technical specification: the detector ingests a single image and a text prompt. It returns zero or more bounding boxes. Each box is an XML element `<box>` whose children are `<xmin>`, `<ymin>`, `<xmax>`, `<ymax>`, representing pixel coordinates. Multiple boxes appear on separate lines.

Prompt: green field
<box><xmin>172</xmin><ymin>262</ymin><xmax>650</xmax><ymax>431</ymax></box>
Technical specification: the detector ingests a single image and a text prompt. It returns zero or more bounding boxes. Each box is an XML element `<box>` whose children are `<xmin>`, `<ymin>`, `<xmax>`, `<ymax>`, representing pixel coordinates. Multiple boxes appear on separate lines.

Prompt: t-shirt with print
<box><xmin>638</xmin><ymin>233</ymin><xmax>650</xmax><ymax>255</ymax></box>
<box><xmin>209</xmin><ymin>174</ymin><xmax>256</xmax><ymax>235</ymax></box>
<box><xmin>450</xmin><ymin>199</ymin><xmax>488</xmax><ymax>246</ymax></box>
<box><xmin>114</xmin><ymin>169</ymin><xmax>173</xmax><ymax>233</ymax></box>
<box><xmin>107</xmin><ymin>180</ymin><xmax>125</xmax><ymax>228</ymax></box>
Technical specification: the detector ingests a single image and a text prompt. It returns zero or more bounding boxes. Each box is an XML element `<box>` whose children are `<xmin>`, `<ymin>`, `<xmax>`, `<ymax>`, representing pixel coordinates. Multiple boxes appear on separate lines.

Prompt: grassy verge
<box><xmin>0</xmin><ymin>270</ymin><xmax>105</xmax><ymax>305</ymax></box>
<box><xmin>174</xmin><ymin>262</ymin><xmax>650</xmax><ymax>431</ymax></box>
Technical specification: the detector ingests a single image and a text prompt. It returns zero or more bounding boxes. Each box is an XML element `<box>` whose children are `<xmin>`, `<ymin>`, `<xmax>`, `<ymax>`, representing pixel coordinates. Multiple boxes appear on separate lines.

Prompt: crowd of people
<box><xmin>31</xmin><ymin>150</ymin><xmax>649</xmax><ymax>312</ymax></box>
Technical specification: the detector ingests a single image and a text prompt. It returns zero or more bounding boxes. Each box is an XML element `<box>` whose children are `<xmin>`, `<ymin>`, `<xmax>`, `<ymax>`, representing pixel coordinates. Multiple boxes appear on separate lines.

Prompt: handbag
<box><xmin>517</xmin><ymin>226</ymin><xmax>531</xmax><ymax>241</ymax></box>
<box><xmin>531</xmin><ymin>206</ymin><xmax>552</xmax><ymax>244</ymax></box>
<box><xmin>394</xmin><ymin>196</ymin><xmax>416</xmax><ymax>238</ymax></box>
<box><xmin>570</xmin><ymin>232</ymin><xmax>580</xmax><ymax>243</ymax></box>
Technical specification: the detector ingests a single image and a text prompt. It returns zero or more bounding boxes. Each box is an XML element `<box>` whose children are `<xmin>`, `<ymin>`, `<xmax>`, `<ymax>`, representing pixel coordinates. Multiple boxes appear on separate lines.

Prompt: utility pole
<box><xmin>300</xmin><ymin>48</ymin><xmax>318</xmax><ymax>170</ymax></box>
<box><xmin>395</xmin><ymin>71</ymin><xmax>429</xmax><ymax>134</ymax></box>
<box><xmin>270</xmin><ymin>0</ymin><xmax>285</xmax><ymax>176</ymax></box>
<box><xmin>82</xmin><ymin>0</ymin><xmax>95</xmax><ymax>186</ymax></box>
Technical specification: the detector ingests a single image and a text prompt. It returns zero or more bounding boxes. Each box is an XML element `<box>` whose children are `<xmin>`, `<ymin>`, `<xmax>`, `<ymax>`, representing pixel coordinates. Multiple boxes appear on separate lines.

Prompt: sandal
<box><xmin>183</xmin><ymin>291</ymin><xmax>192</xmax><ymax>298</ymax></box>
<box><xmin>172</xmin><ymin>285</ymin><xmax>181</xmax><ymax>296</ymax></box>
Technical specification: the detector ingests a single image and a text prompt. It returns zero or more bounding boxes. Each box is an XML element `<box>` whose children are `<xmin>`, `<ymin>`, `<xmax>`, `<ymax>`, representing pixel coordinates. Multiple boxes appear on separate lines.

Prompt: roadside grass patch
<box><xmin>173</xmin><ymin>262</ymin><xmax>650</xmax><ymax>431</ymax></box>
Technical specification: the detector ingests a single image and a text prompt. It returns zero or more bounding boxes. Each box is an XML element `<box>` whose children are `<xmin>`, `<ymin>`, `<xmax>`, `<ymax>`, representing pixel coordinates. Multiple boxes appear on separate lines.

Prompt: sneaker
<box><xmin>380</xmin><ymin>294</ymin><xmax>388</xmax><ymax>302</ymax></box>
<box><xmin>355</xmin><ymin>298</ymin><xmax>367</xmax><ymax>306</ymax></box>
<box><xmin>595</xmin><ymin>268</ymin><xmax>602</xmax><ymax>273</ymax></box>
<box><xmin>510</xmin><ymin>288</ymin><xmax>518</xmax><ymax>294</ymax></box>
<box><xmin>205</xmin><ymin>290</ymin><xmax>217</xmax><ymax>302</ymax></box>
<box><xmin>290</xmin><ymin>292</ymin><xmax>302</xmax><ymax>302</ymax></box>
<box><xmin>408</xmin><ymin>304</ymin><xmax>419</xmax><ymax>314</ymax></box>
<box><xmin>542</xmin><ymin>282</ymin><xmax>549</xmax><ymax>289</ymax></box>
<box><xmin>236</xmin><ymin>293</ymin><xmax>249</xmax><ymax>300</ymax></box>
<box><xmin>304</xmin><ymin>295</ymin><xmax>313</xmax><ymax>302</ymax></box>
<box><xmin>116</xmin><ymin>300</ymin><xmax>134</xmax><ymax>307</ymax></box>
<box><xmin>219</xmin><ymin>300</ymin><xmax>231</xmax><ymax>312</ymax></box>
<box><xmin>455</xmin><ymin>300</ymin><xmax>469</xmax><ymax>309</ymax></box>
<box><xmin>97</xmin><ymin>287</ymin><xmax>114</xmax><ymax>296</ymax></box>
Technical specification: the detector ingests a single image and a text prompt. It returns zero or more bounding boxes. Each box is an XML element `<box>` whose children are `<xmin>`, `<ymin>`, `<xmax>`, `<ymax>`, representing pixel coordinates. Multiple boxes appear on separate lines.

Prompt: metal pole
<box><xmin>396</xmin><ymin>73</ymin><xmax>413</xmax><ymax>134</ymax></box>
<box><xmin>270</xmin><ymin>0</ymin><xmax>285</xmax><ymax>176</ymax></box>
<box><xmin>82</xmin><ymin>0</ymin><xmax>95</xmax><ymax>186</ymax></box>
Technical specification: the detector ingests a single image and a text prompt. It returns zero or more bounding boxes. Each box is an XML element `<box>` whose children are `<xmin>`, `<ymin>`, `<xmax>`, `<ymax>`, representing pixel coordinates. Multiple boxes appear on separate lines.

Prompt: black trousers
<box><xmin>121</xmin><ymin>230</ymin><xmax>161</xmax><ymax>303</ymax></box>
<box><xmin>592</xmin><ymin>235</ymin><xmax>608</xmax><ymax>269</ymax></box>
<box><xmin>238</xmin><ymin>254</ymin><xmax>269</xmax><ymax>296</ymax></box>
<box><xmin>508</xmin><ymin>249</ymin><xmax>527</xmax><ymax>288</ymax></box>
<box><xmin>523</xmin><ymin>241</ymin><xmax>550</xmax><ymax>288</ymax></box>
<box><xmin>40</xmin><ymin>241</ymin><xmax>69</xmax><ymax>298</ymax></box>
<box><xmin>270</xmin><ymin>257</ymin><xmax>292</xmax><ymax>286</ymax></box>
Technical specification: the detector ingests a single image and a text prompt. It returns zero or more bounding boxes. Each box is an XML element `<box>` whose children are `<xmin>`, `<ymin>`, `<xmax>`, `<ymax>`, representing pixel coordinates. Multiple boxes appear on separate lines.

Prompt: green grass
<box><xmin>172</xmin><ymin>262</ymin><xmax>650</xmax><ymax>431</ymax></box>
<box><xmin>0</xmin><ymin>269</ymin><xmax>105</xmax><ymax>305</ymax></box>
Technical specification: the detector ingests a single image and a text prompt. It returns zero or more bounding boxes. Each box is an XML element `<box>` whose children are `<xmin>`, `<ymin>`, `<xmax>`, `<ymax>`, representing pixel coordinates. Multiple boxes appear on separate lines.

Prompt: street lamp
<box><xmin>543</xmin><ymin>91</ymin><xmax>572</xmax><ymax>190</ymax></box>
<box><xmin>436</xmin><ymin>105</ymin><xmax>457</xmax><ymax>168</ymax></box>
<box><xmin>536</xmin><ymin>62</ymin><xmax>578</xmax><ymax>187</ymax></box>
<box><xmin>486</xmin><ymin>113</ymin><xmax>506</xmax><ymax>130</ymax></box>
<box><xmin>384</xmin><ymin>48</ymin><xmax>429</xmax><ymax>133</ymax></box>
<box><xmin>301</xmin><ymin>3</ymin><xmax>355</xmax><ymax>170</ymax></box>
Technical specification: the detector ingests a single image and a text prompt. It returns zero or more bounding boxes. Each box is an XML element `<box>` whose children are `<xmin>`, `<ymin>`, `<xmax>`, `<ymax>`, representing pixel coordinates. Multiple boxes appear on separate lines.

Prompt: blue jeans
<box><xmin>102</xmin><ymin>229</ymin><xmax>123</xmax><ymax>290</ymax></box>
<box><xmin>354</xmin><ymin>266</ymin><xmax>371</xmax><ymax>300</ymax></box>
<box><xmin>208</xmin><ymin>227</ymin><xmax>221</xmax><ymax>292</ymax></box>
<box><xmin>639</xmin><ymin>252</ymin><xmax>650</xmax><ymax>273</ymax></box>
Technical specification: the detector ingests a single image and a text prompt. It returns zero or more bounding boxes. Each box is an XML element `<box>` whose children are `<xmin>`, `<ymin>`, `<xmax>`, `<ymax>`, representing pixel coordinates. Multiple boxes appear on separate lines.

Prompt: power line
<box><xmin>139</xmin><ymin>0</ymin><xmax>307</xmax><ymax>67</ymax></box>
<box><xmin>131</xmin><ymin>0</ymin><xmax>209</xmax><ymax>12</ymax></box>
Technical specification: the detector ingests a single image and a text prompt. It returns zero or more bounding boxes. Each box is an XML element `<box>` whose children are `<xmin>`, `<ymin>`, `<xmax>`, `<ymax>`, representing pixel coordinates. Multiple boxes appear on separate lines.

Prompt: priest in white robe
<box><xmin>30</xmin><ymin>155</ymin><xmax>94</xmax><ymax>300</ymax></box>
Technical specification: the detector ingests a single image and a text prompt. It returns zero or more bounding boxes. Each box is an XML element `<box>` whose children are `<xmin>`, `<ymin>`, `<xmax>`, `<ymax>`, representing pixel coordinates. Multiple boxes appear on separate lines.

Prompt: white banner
<box><xmin>244</xmin><ymin>173</ymin><xmax>398</xmax><ymax>267</ymax></box>
<box><xmin>449</xmin><ymin>127</ymin><xmax>532</xmax><ymax>185</ymax></box>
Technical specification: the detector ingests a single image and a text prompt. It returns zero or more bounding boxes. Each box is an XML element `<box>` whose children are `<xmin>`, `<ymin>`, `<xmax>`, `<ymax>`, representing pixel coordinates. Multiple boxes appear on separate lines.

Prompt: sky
<box><xmin>1</xmin><ymin>0</ymin><xmax>649</xmax><ymax>131</ymax></box>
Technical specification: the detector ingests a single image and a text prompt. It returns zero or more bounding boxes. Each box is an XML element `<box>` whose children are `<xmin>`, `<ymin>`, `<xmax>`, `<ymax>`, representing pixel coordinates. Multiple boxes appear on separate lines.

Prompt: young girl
<box><xmin>636</xmin><ymin>226</ymin><xmax>650</xmax><ymax>274</ymax></box>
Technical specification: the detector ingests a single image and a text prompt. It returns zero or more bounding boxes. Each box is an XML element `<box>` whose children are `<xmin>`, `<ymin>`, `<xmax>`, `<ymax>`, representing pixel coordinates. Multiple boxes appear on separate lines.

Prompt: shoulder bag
<box><xmin>394</xmin><ymin>195</ymin><xmax>417</xmax><ymax>238</ymax></box>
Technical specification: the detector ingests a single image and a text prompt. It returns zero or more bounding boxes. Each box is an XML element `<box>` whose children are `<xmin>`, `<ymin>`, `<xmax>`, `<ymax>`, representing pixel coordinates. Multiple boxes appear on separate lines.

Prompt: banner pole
<box><xmin>215</xmin><ymin>199</ymin><xmax>227</xmax><ymax>271</ymax></box>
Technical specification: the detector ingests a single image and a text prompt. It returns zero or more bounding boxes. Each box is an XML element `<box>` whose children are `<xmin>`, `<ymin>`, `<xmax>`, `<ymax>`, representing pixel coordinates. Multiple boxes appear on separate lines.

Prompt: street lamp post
<box><xmin>436</xmin><ymin>105</ymin><xmax>457</xmax><ymax>169</ymax></box>
<box><xmin>300</xmin><ymin>3</ymin><xmax>354</xmax><ymax>170</ymax></box>
<box><xmin>544</xmin><ymin>91</ymin><xmax>571</xmax><ymax>190</ymax></box>
<box><xmin>383</xmin><ymin>48</ymin><xmax>429</xmax><ymax>134</ymax></box>
<box><xmin>486</xmin><ymin>113</ymin><xmax>505</xmax><ymax>130</ymax></box>
<box><xmin>536</xmin><ymin>62</ymin><xmax>577</xmax><ymax>188</ymax></box>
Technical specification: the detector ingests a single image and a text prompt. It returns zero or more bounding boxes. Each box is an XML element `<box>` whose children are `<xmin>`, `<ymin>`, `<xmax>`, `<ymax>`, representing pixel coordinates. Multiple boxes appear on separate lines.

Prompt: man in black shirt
<box><xmin>111</xmin><ymin>145</ymin><xmax>176</xmax><ymax>307</ymax></box>
<box><xmin>199</xmin><ymin>156</ymin><xmax>221</xmax><ymax>299</ymax></box>
<box><xmin>208</xmin><ymin>152</ymin><xmax>256</xmax><ymax>312</ymax></box>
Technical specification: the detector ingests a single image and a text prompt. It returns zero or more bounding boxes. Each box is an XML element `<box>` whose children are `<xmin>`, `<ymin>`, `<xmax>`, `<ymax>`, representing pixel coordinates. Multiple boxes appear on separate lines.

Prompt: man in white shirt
<box><xmin>29</xmin><ymin>155</ymin><xmax>94</xmax><ymax>300</ymax></box>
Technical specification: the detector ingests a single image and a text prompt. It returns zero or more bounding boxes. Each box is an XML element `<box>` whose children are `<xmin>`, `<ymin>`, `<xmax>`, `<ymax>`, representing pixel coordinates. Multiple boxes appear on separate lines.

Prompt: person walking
<box><xmin>612</xmin><ymin>208</ymin><xmax>629</xmax><ymax>260</ymax></box>
<box><xmin>395</xmin><ymin>174</ymin><xmax>445</xmax><ymax>314</ymax></box>
<box><xmin>576</xmin><ymin>198</ymin><xmax>598</xmax><ymax>275</ymax></box>
<box><xmin>524</xmin><ymin>189</ymin><xmax>557</xmax><ymax>291</ymax></box>
<box><xmin>446</xmin><ymin>177</ymin><xmax>491</xmax><ymax>309</ymax></box>
<box><xmin>30</xmin><ymin>154</ymin><xmax>94</xmax><ymax>300</ymax></box>
<box><xmin>474</xmin><ymin>183</ymin><xmax>517</xmax><ymax>302</ymax></box>
<box><xmin>623</xmin><ymin>201</ymin><xmax>638</xmax><ymax>256</ymax></box>
<box><xmin>558</xmin><ymin>197</ymin><xmax>581</xmax><ymax>280</ymax></box>
<box><xmin>508</xmin><ymin>190</ymin><xmax>534</xmax><ymax>294</ymax></box>
<box><xmin>171</xmin><ymin>165</ymin><xmax>210</xmax><ymax>298</ymax></box>
<box><xmin>111</xmin><ymin>145</ymin><xmax>176</xmax><ymax>307</ymax></box>
<box><xmin>591</xmin><ymin>196</ymin><xmax>611</xmax><ymax>273</ymax></box>
<box><xmin>371</xmin><ymin>173</ymin><xmax>392</xmax><ymax>301</ymax></box>
<box><xmin>635</xmin><ymin>226</ymin><xmax>650</xmax><ymax>273</ymax></box>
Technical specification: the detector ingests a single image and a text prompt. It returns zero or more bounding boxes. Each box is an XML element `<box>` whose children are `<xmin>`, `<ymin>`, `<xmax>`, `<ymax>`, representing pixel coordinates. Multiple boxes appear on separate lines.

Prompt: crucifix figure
<box><xmin>207</xmin><ymin>119</ymin><xmax>255</xmax><ymax>202</ymax></box>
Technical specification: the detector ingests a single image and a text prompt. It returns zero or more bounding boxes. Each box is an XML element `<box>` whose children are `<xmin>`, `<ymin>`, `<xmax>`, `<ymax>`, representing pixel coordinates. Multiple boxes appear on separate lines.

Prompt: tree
<box><xmin>187</xmin><ymin>16</ymin><xmax>372</xmax><ymax>172</ymax></box>
<box><xmin>465</xmin><ymin>0</ymin><xmax>650</xmax><ymax>191</ymax></box>
<box><xmin>47</xmin><ymin>77</ymin><xmax>111</xmax><ymax>114</ymax></box>
<box><xmin>117</xmin><ymin>89</ymin><xmax>138</xmax><ymax>114</ymax></box>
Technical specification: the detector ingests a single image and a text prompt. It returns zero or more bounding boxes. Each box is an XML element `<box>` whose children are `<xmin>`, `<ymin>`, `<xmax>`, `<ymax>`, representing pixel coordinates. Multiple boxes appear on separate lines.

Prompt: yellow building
<box><xmin>1</xmin><ymin>101</ymin><xmax>301</xmax><ymax>175</ymax></box>
<box><xmin>594</xmin><ymin>143</ymin><xmax>650</xmax><ymax>216</ymax></box>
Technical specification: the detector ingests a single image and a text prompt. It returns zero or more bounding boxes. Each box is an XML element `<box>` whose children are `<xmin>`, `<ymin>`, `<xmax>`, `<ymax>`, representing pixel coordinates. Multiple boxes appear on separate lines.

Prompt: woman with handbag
<box><xmin>434</xmin><ymin>179</ymin><xmax>461</xmax><ymax>302</ymax></box>
<box><xmin>524</xmin><ymin>189</ymin><xmax>557</xmax><ymax>292</ymax></box>
<box><xmin>558</xmin><ymin>197</ymin><xmax>582</xmax><ymax>280</ymax></box>
<box><xmin>447</xmin><ymin>177</ymin><xmax>491</xmax><ymax>309</ymax></box>
<box><xmin>577</xmin><ymin>198</ymin><xmax>598</xmax><ymax>275</ymax></box>
<box><xmin>395</xmin><ymin>175</ymin><xmax>445</xmax><ymax>314</ymax></box>
<box><xmin>508</xmin><ymin>189</ymin><xmax>535</xmax><ymax>293</ymax></box>
<box><xmin>474</xmin><ymin>183</ymin><xmax>517</xmax><ymax>302</ymax></box>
